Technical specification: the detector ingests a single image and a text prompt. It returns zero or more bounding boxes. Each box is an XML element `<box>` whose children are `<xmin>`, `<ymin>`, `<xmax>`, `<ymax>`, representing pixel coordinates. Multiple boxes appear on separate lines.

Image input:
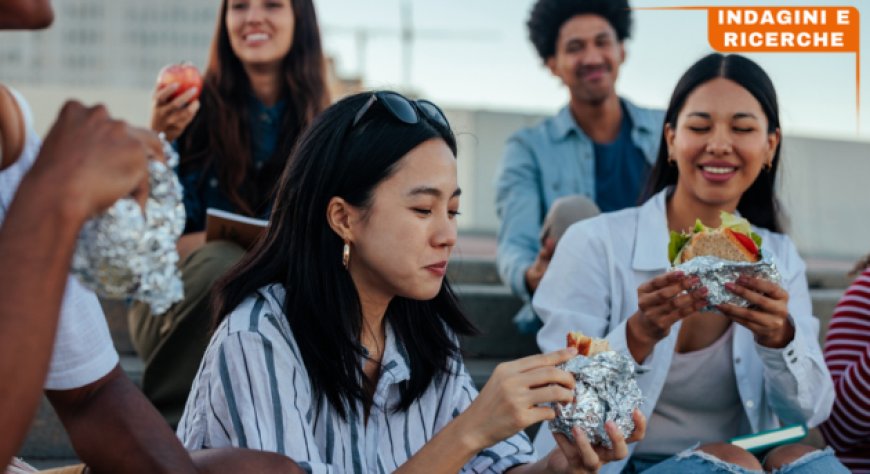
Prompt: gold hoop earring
<box><xmin>342</xmin><ymin>241</ymin><xmax>350</xmax><ymax>269</ymax></box>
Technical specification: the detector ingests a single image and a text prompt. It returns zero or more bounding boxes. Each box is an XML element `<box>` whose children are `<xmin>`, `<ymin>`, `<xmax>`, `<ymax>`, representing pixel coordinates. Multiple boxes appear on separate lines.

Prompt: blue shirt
<box><xmin>178</xmin><ymin>96</ymin><xmax>286</xmax><ymax>233</ymax></box>
<box><xmin>592</xmin><ymin>107</ymin><xmax>651</xmax><ymax>212</ymax></box>
<box><xmin>494</xmin><ymin>98</ymin><xmax>663</xmax><ymax>330</ymax></box>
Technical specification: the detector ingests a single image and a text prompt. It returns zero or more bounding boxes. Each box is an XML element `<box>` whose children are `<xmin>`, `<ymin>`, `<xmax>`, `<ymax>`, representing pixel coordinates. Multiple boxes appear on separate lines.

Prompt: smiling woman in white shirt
<box><xmin>532</xmin><ymin>53</ymin><xmax>845</xmax><ymax>474</ymax></box>
<box><xmin>177</xmin><ymin>90</ymin><xmax>646</xmax><ymax>474</ymax></box>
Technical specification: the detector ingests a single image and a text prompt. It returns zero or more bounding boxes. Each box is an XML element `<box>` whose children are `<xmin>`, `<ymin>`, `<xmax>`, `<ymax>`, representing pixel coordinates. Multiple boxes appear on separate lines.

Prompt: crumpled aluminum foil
<box><xmin>673</xmin><ymin>254</ymin><xmax>781</xmax><ymax>312</ymax></box>
<box><xmin>72</xmin><ymin>134</ymin><xmax>185</xmax><ymax>314</ymax></box>
<box><xmin>551</xmin><ymin>351</ymin><xmax>642</xmax><ymax>448</ymax></box>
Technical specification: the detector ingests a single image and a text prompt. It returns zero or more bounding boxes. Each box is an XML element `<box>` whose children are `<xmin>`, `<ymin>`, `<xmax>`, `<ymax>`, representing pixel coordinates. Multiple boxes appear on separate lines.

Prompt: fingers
<box><xmin>718</xmin><ymin>303</ymin><xmax>794</xmax><ymax>348</ymax></box>
<box><xmin>540</xmin><ymin>237</ymin><xmax>557</xmax><ymax>260</ymax></box>
<box><xmin>524</xmin><ymin>365</ymin><xmax>575</xmax><ymax>390</ymax></box>
<box><xmin>554</xmin><ymin>431</ymin><xmax>600</xmax><ymax>473</ymax></box>
<box><xmin>626</xmin><ymin>409</ymin><xmax>646</xmax><ymax>444</ymax></box>
<box><xmin>169</xmin><ymin>87</ymin><xmax>199</xmax><ymax>110</ymax></box>
<box><xmin>153</xmin><ymin>83</ymin><xmax>179</xmax><ymax>103</ymax></box>
<box><xmin>598</xmin><ymin>421</ymin><xmax>628</xmax><ymax>462</ymax></box>
<box><xmin>506</xmin><ymin>348</ymin><xmax>577</xmax><ymax>374</ymax></box>
<box><xmin>636</xmin><ymin>271</ymin><xmax>685</xmax><ymax>294</ymax></box>
<box><xmin>725</xmin><ymin>276</ymin><xmax>789</xmax><ymax>309</ymax></box>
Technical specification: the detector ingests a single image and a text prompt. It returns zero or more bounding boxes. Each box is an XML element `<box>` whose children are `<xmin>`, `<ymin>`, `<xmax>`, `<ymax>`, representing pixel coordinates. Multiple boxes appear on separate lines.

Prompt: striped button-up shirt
<box><xmin>178</xmin><ymin>284</ymin><xmax>535</xmax><ymax>473</ymax></box>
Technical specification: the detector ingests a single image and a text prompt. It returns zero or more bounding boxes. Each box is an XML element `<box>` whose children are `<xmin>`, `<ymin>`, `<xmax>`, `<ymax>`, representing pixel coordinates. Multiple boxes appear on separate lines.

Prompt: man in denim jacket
<box><xmin>495</xmin><ymin>0</ymin><xmax>664</xmax><ymax>332</ymax></box>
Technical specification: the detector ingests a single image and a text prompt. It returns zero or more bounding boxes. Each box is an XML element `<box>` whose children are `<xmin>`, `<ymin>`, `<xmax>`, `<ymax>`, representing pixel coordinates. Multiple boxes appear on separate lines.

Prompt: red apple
<box><xmin>156</xmin><ymin>62</ymin><xmax>203</xmax><ymax>101</ymax></box>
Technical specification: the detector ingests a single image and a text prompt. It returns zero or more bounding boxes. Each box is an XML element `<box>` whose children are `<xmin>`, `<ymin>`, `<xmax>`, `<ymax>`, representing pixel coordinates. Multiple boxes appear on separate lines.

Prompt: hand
<box><xmin>544</xmin><ymin>409</ymin><xmax>647</xmax><ymax>474</ymax></box>
<box><xmin>629</xmin><ymin>271</ymin><xmax>708</xmax><ymax>343</ymax></box>
<box><xmin>525</xmin><ymin>237</ymin><xmax>557</xmax><ymax>294</ymax></box>
<box><xmin>460</xmin><ymin>349</ymin><xmax>577</xmax><ymax>451</ymax></box>
<box><xmin>719</xmin><ymin>276</ymin><xmax>794</xmax><ymax>348</ymax></box>
<box><xmin>27</xmin><ymin>101</ymin><xmax>159</xmax><ymax>223</ymax></box>
<box><xmin>150</xmin><ymin>83</ymin><xmax>200</xmax><ymax>142</ymax></box>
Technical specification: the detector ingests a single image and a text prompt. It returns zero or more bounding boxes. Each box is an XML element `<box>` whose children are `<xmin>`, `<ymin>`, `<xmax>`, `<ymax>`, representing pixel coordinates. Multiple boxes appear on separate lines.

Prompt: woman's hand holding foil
<box><xmin>460</xmin><ymin>349</ymin><xmax>577</xmax><ymax>451</ymax></box>
<box><xmin>542</xmin><ymin>408</ymin><xmax>646</xmax><ymax>474</ymax></box>
<box><xmin>626</xmin><ymin>271</ymin><xmax>708</xmax><ymax>362</ymax></box>
<box><xmin>720</xmin><ymin>275</ymin><xmax>794</xmax><ymax>348</ymax></box>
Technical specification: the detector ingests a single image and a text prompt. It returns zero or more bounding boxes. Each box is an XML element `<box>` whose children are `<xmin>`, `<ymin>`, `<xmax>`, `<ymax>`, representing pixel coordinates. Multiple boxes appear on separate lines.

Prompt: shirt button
<box><xmin>786</xmin><ymin>349</ymin><xmax>795</xmax><ymax>357</ymax></box>
<box><xmin>790</xmin><ymin>358</ymin><xmax>798</xmax><ymax>364</ymax></box>
<box><xmin>735</xmin><ymin>357</ymin><xmax>741</xmax><ymax>364</ymax></box>
<box><xmin>745</xmin><ymin>400</ymin><xmax>755</xmax><ymax>409</ymax></box>
<box><xmin>209</xmin><ymin>178</ymin><xmax>218</xmax><ymax>188</ymax></box>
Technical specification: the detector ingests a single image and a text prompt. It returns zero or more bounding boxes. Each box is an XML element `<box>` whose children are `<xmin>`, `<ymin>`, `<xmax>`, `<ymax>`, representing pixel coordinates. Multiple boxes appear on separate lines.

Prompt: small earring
<box><xmin>342</xmin><ymin>241</ymin><xmax>350</xmax><ymax>269</ymax></box>
<box><xmin>667</xmin><ymin>154</ymin><xmax>676</xmax><ymax>166</ymax></box>
<box><xmin>764</xmin><ymin>161</ymin><xmax>772</xmax><ymax>171</ymax></box>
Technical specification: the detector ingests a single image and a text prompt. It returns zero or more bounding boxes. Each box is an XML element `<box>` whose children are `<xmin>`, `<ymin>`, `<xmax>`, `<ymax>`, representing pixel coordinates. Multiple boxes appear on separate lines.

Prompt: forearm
<box><xmin>625</xmin><ymin>315</ymin><xmax>657</xmax><ymax>364</ymax></box>
<box><xmin>507</xmin><ymin>457</ymin><xmax>552</xmax><ymax>473</ymax></box>
<box><xmin>48</xmin><ymin>366</ymin><xmax>198</xmax><ymax>474</ymax></box>
<box><xmin>189</xmin><ymin>448</ymin><xmax>306</xmax><ymax>474</ymax></box>
<box><xmin>395</xmin><ymin>414</ymin><xmax>482</xmax><ymax>474</ymax></box>
<box><xmin>0</xmin><ymin>174</ymin><xmax>84</xmax><ymax>466</ymax></box>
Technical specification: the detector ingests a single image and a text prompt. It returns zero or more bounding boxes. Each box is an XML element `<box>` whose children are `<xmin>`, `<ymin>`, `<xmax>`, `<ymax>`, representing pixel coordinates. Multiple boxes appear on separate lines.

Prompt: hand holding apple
<box><xmin>150</xmin><ymin>62</ymin><xmax>202</xmax><ymax>142</ymax></box>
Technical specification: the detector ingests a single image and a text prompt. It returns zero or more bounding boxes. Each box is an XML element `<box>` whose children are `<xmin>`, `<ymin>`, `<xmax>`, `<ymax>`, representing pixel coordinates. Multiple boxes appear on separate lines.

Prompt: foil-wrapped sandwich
<box><xmin>551</xmin><ymin>331</ymin><xmax>642</xmax><ymax>448</ymax></box>
<box><xmin>71</xmin><ymin>134</ymin><xmax>185</xmax><ymax>314</ymax></box>
<box><xmin>669</xmin><ymin>211</ymin><xmax>781</xmax><ymax>310</ymax></box>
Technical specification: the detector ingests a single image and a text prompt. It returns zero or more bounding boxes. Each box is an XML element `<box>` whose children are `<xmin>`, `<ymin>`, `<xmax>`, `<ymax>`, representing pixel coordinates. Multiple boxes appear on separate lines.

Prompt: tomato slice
<box><xmin>727</xmin><ymin>228</ymin><xmax>759</xmax><ymax>257</ymax></box>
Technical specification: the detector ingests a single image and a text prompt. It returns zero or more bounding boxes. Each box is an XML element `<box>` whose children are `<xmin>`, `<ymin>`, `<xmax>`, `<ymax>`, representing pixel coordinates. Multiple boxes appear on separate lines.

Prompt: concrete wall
<box><xmin>444</xmin><ymin>107</ymin><xmax>870</xmax><ymax>260</ymax></box>
<box><xmin>9</xmin><ymin>84</ymin><xmax>870</xmax><ymax>259</ymax></box>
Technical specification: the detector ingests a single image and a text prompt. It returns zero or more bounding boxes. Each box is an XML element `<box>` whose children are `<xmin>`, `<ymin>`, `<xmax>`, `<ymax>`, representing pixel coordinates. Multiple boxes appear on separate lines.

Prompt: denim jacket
<box><xmin>494</xmin><ymin>98</ymin><xmax>664</xmax><ymax>330</ymax></box>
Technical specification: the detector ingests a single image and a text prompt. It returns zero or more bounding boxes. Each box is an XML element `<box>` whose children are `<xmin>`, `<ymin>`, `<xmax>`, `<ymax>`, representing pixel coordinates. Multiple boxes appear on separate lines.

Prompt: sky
<box><xmin>315</xmin><ymin>0</ymin><xmax>869</xmax><ymax>140</ymax></box>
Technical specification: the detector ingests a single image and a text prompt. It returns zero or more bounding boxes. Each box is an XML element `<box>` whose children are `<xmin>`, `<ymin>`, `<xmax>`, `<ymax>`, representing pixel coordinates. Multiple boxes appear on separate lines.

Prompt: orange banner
<box><xmin>708</xmin><ymin>7</ymin><xmax>859</xmax><ymax>53</ymax></box>
<box><xmin>634</xmin><ymin>5</ymin><xmax>861</xmax><ymax>128</ymax></box>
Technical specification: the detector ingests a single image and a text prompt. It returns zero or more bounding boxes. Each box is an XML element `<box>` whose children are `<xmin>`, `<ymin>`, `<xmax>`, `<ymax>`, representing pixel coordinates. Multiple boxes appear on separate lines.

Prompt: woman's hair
<box><xmin>178</xmin><ymin>0</ymin><xmax>329</xmax><ymax>217</ymax></box>
<box><xmin>212</xmin><ymin>92</ymin><xmax>477</xmax><ymax>419</ymax></box>
<box><xmin>527</xmin><ymin>0</ymin><xmax>631</xmax><ymax>62</ymax></box>
<box><xmin>643</xmin><ymin>53</ymin><xmax>784</xmax><ymax>232</ymax></box>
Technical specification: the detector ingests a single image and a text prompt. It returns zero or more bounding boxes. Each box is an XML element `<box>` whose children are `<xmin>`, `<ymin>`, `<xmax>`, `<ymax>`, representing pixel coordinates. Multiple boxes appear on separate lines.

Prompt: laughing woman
<box><xmin>130</xmin><ymin>0</ymin><xmax>329</xmax><ymax>427</ymax></box>
<box><xmin>532</xmin><ymin>54</ymin><xmax>845</xmax><ymax>473</ymax></box>
<box><xmin>178</xmin><ymin>91</ymin><xmax>645</xmax><ymax>473</ymax></box>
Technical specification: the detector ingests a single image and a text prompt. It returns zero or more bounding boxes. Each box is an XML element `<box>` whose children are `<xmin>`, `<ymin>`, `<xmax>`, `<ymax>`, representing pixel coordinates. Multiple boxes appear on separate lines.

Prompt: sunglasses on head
<box><xmin>352</xmin><ymin>91</ymin><xmax>450</xmax><ymax>131</ymax></box>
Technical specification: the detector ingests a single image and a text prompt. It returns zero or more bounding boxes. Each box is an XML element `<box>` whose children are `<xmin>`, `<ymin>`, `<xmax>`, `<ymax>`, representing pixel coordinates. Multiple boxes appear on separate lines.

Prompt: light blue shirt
<box><xmin>178</xmin><ymin>284</ymin><xmax>535</xmax><ymax>473</ymax></box>
<box><xmin>531</xmin><ymin>188</ymin><xmax>835</xmax><ymax>473</ymax></box>
<box><xmin>494</xmin><ymin>98</ymin><xmax>664</xmax><ymax>329</ymax></box>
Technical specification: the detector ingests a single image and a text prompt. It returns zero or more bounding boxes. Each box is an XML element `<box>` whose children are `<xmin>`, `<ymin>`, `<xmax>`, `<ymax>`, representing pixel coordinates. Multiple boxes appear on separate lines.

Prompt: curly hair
<box><xmin>527</xmin><ymin>0</ymin><xmax>632</xmax><ymax>61</ymax></box>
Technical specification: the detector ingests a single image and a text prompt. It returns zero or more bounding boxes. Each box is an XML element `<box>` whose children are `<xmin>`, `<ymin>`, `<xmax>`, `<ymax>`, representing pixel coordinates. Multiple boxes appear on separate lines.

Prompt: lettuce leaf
<box><xmin>749</xmin><ymin>231</ymin><xmax>762</xmax><ymax>248</ymax></box>
<box><xmin>719</xmin><ymin>211</ymin><xmax>752</xmax><ymax>235</ymax></box>
<box><xmin>668</xmin><ymin>231</ymin><xmax>691</xmax><ymax>264</ymax></box>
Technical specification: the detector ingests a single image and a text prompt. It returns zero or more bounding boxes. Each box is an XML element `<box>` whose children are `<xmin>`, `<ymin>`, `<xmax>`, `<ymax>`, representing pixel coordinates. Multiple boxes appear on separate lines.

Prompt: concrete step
<box><xmin>454</xmin><ymin>283</ymin><xmax>845</xmax><ymax>361</ymax></box>
<box><xmin>16</xmin><ymin>356</ymin><xmax>143</xmax><ymax>462</ymax></box>
<box><xmin>456</xmin><ymin>284</ymin><xmax>537</xmax><ymax>359</ymax></box>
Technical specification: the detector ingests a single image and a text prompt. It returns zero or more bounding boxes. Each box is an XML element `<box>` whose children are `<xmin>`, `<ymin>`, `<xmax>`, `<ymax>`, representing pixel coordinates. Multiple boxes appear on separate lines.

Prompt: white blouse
<box><xmin>531</xmin><ymin>188</ymin><xmax>834</xmax><ymax>473</ymax></box>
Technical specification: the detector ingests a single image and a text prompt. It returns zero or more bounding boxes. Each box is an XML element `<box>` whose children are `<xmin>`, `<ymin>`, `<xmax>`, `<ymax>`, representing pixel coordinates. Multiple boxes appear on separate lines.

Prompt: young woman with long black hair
<box><xmin>130</xmin><ymin>0</ymin><xmax>330</xmax><ymax>427</ymax></box>
<box><xmin>178</xmin><ymin>91</ymin><xmax>645</xmax><ymax>473</ymax></box>
<box><xmin>532</xmin><ymin>54</ymin><xmax>845</xmax><ymax>473</ymax></box>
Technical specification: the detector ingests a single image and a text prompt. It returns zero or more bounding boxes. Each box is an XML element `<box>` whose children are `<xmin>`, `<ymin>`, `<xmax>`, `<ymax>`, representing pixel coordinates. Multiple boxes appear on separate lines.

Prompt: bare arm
<box><xmin>47</xmin><ymin>366</ymin><xmax>198</xmax><ymax>474</ymax></box>
<box><xmin>0</xmin><ymin>172</ymin><xmax>83</xmax><ymax>467</ymax></box>
<box><xmin>0</xmin><ymin>101</ymin><xmax>153</xmax><ymax>467</ymax></box>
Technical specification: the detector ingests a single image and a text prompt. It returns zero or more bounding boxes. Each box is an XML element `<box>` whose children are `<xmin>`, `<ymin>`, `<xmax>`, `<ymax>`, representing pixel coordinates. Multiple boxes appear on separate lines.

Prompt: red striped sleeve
<box><xmin>820</xmin><ymin>269</ymin><xmax>870</xmax><ymax>469</ymax></box>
